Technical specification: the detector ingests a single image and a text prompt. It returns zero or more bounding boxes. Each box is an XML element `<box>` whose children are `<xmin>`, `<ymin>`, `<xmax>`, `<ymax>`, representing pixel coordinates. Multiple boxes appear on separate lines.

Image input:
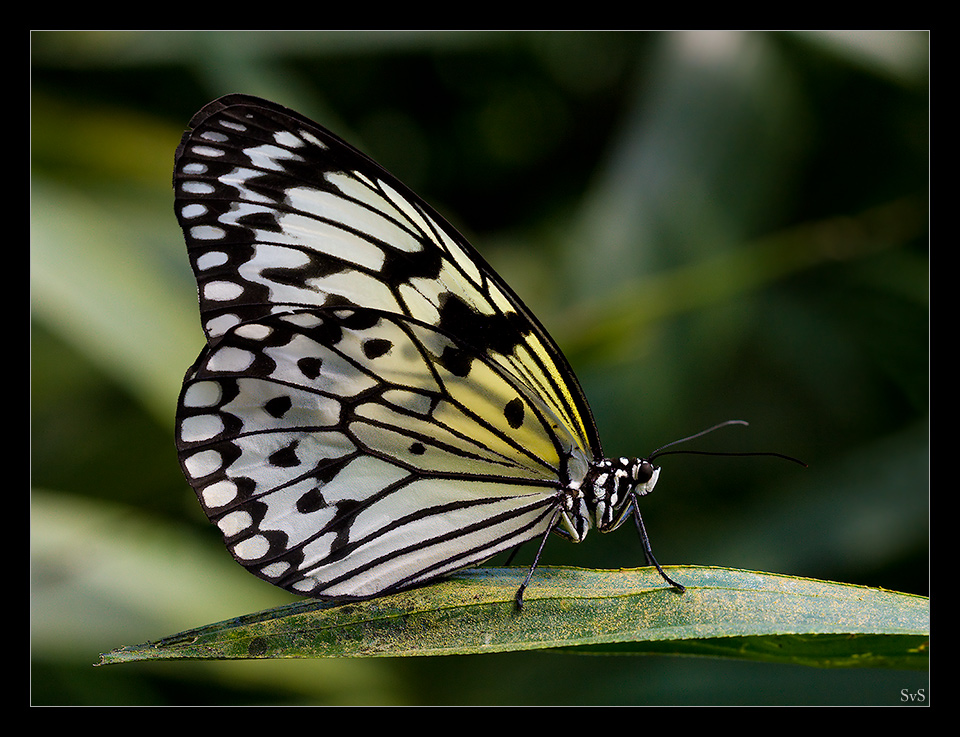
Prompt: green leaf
<box><xmin>99</xmin><ymin>566</ymin><xmax>928</xmax><ymax>669</ymax></box>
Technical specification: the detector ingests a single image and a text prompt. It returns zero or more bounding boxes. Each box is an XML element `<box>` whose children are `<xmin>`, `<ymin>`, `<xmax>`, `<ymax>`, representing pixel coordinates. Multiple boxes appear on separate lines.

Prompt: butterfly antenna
<box><xmin>648</xmin><ymin>420</ymin><xmax>807</xmax><ymax>467</ymax></box>
<box><xmin>648</xmin><ymin>419</ymin><xmax>748</xmax><ymax>457</ymax></box>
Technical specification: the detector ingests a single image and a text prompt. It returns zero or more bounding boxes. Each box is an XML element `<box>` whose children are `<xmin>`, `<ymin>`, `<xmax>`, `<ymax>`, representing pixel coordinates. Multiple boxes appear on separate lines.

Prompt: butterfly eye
<box><xmin>637</xmin><ymin>460</ymin><xmax>655</xmax><ymax>483</ymax></box>
<box><xmin>633</xmin><ymin>461</ymin><xmax>661</xmax><ymax>496</ymax></box>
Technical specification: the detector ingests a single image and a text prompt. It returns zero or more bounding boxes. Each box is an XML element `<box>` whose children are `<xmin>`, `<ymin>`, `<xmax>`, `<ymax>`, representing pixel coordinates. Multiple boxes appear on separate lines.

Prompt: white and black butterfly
<box><xmin>173</xmin><ymin>94</ymin><xmax>689</xmax><ymax>607</ymax></box>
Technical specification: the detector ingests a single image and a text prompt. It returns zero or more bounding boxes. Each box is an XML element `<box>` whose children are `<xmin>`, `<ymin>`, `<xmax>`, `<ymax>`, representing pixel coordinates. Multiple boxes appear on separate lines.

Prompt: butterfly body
<box><xmin>174</xmin><ymin>95</ymin><xmax>678</xmax><ymax>603</ymax></box>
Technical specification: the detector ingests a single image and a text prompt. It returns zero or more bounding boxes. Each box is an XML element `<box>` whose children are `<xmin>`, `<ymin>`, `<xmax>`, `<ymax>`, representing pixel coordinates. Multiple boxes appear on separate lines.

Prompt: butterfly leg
<box><xmin>513</xmin><ymin>509</ymin><xmax>562</xmax><ymax>610</ymax></box>
<box><xmin>631</xmin><ymin>496</ymin><xmax>685</xmax><ymax>593</ymax></box>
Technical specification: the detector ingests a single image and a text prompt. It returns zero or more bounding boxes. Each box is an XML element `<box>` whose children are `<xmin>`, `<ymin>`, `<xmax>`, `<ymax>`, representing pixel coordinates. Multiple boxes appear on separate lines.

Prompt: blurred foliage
<box><xmin>31</xmin><ymin>31</ymin><xmax>928</xmax><ymax>705</ymax></box>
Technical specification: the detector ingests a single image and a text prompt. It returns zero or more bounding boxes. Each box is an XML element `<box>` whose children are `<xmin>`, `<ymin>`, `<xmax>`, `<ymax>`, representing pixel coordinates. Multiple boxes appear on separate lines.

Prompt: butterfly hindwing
<box><xmin>176</xmin><ymin>307</ymin><xmax>589</xmax><ymax>599</ymax></box>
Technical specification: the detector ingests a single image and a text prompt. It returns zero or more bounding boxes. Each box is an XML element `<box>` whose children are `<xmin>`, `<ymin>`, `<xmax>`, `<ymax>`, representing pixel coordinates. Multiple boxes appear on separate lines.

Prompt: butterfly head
<box><xmin>585</xmin><ymin>457</ymin><xmax>660</xmax><ymax>533</ymax></box>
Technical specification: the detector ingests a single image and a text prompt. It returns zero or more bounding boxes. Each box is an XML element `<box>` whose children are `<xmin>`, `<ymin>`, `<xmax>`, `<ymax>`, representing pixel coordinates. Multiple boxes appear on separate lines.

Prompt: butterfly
<box><xmin>173</xmin><ymin>94</ymin><xmax>689</xmax><ymax>608</ymax></box>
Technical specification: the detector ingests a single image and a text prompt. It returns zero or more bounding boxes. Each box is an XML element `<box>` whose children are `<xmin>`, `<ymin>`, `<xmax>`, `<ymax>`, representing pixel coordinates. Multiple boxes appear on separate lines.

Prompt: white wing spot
<box><xmin>196</xmin><ymin>250</ymin><xmax>228</xmax><ymax>270</ymax></box>
<box><xmin>234</xmin><ymin>323</ymin><xmax>273</xmax><ymax>341</ymax></box>
<box><xmin>282</xmin><ymin>312</ymin><xmax>325</xmax><ymax>330</ymax></box>
<box><xmin>233</xmin><ymin>535</ymin><xmax>270</xmax><ymax>560</ymax></box>
<box><xmin>207</xmin><ymin>346</ymin><xmax>256</xmax><ymax>373</ymax></box>
<box><xmin>183</xmin><ymin>449</ymin><xmax>223</xmax><ymax>479</ymax></box>
<box><xmin>218</xmin><ymin>510</ymin><xmax>253</xmax><ymax>536</ymax></box>
<box><xmin>244</xmin><ymin>143</ymin><xmax>304</xmax><ymax>172</ymax></box>
<box><xmin>300</xmin><ymin>131</ymin><xmax>327</xmax><ymax>149</ymax></box>
<box><xmin>181</xmin><ymin>204</ymin><xmax>207</xmax><ymax>219</ymax></box>
<box><xmin>205</xmin><ymin>313</ymin><xmax>243</xmax><ymax>338</ymax></box>
<box><xmin>201</xmin><ymin>479</ymin><xmax>238</xmax><ymax>508</ymax></box>
<box><xmin>203</xmin><ymin>280</ymin><xmax>244</xmax><ymax>302</ymax></box>
<box><xmin>180</xmin><ymin>414</ymin><xmax>224</xmax><ymax>443</ymax></box>
<box><xmin>274</xmin><ymin>130</ymin><xmax>305</xmax><ymax>147</ymax></box>
<box><xmin>260</xmin><ymin>561</ymin><xmax>291</xmax><ymax>579</ymax></box>
<box><xmin>191</xmin><ymin>145</ymin><xmax>225</xmax><ymax>158</ymax></box>
<box><xmin>182</xmin><ymin>181</ymin><xmax>215</xmax><ymax>195</ymax></box>
<box><xmin>181</xmin><ymin>380</ymin><xmax>222</xmax><ymax>408</ymax></box>
<box><xmin>190</xmin><ymin>225</ymin><xmax>226</xmax><ymax>241</ymax></box>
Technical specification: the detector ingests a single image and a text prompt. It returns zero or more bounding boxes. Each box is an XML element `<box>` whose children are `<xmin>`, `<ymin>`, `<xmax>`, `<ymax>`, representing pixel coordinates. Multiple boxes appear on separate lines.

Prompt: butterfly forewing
<box><xmin>174</xmin><ymin>95</ymin><xmax>598</xmax><ymax>456</ymax></box>
<box><xmin>176</xmin><ymin>307</ymin><xmax>586</xmax><ymax>598</ymax></box>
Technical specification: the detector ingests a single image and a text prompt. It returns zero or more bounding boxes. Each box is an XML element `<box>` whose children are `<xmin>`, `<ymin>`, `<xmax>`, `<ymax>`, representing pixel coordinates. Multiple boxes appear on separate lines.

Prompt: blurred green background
<box><xmin>31</xmin><ymin>31</ymin><xmax>928</xmax><ymax>705</ymax></box>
